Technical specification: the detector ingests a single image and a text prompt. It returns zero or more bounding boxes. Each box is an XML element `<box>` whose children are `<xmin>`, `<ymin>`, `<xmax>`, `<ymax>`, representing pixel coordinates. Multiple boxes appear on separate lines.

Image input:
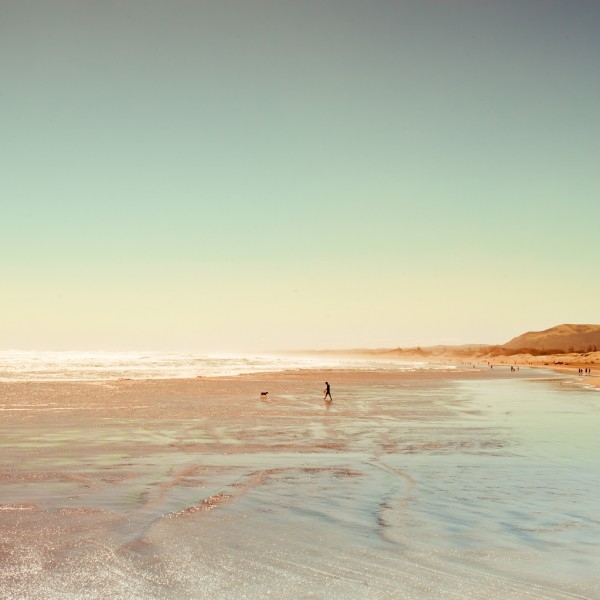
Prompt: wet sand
<box><xmin>1</xmin><ymin>367</ymin><xmax>599</xmax><ymax>599</ymax></box>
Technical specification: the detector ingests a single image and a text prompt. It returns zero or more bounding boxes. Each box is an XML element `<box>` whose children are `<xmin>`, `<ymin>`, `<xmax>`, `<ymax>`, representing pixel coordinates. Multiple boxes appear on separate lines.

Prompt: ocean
<box><xmin>0</xmin><ymin>350</ymin><xmax>440</xmax><ymax>381</ymax></box>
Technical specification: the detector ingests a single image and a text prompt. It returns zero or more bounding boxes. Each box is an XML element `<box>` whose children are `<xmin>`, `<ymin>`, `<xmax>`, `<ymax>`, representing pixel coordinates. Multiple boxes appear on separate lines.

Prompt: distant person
<box><xmin>324</xmin><ymin>381</ymin><xmax>332</xmax><ymax>402</ymax></box>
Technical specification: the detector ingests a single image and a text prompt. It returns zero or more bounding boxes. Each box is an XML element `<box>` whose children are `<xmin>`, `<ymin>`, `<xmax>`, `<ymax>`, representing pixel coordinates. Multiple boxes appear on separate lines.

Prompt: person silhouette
<box><xmin>324</xmin><ymin>381</ymin><xmax>332</xmax><ymax>402</ymax></box>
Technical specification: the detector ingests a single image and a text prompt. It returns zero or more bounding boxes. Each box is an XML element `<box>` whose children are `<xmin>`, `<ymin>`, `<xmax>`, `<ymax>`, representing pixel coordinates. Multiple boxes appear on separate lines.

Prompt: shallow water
<box><xmin>1</xmin><ymin>370</ymin><xmax>599</xmax><ymax>598</ymax></box>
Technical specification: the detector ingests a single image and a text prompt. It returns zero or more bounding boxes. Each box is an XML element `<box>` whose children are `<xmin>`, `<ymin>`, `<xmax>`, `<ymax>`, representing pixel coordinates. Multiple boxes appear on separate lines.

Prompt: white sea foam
<box><xmin>0</xmin><ymin>350</ymin><xmax>444</xmax><ymax>382</ymax></box>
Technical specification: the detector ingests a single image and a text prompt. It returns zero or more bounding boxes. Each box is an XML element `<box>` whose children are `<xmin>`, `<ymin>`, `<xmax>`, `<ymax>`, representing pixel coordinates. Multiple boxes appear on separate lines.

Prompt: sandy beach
<box><xmin>1</xmin><ymin>365</ymin><xmax>599</xmax><ymax>599</ymax></box>
<box><xmin>379</xmin><ymin>349</ymin><xmax>600</xmax><ymax>392</ymax></box>
<box><xmin>493</xmin><ymin>353</ymin><xmax>600</xmax><ymax>392</ymax></box>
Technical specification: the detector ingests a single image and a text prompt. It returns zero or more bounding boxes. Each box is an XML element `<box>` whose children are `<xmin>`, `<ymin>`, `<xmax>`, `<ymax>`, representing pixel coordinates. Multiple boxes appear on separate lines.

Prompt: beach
<box><xmin>353</xmin><ymin>347</ymin><xmax>600</xmax><ymax>394</ymax></box>
<box><xmin>1</xmin><ymin>365</ymin><xmax>599</xmax><ymax>599</ymax></box>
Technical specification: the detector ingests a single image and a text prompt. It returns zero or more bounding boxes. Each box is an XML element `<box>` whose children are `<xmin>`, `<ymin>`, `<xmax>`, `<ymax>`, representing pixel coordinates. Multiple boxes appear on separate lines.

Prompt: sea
<box><xmin>0</xmin><ymin>349</ymin><xmax>439</xmax><ymax>382</ymax></box>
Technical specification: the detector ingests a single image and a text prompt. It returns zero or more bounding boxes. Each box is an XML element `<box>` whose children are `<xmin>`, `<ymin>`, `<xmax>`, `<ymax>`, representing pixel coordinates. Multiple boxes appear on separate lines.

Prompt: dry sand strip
<box><xmin>373</xmin><ymin>349</ymin><xmax>600</xmax><ymax>391</ymax></box>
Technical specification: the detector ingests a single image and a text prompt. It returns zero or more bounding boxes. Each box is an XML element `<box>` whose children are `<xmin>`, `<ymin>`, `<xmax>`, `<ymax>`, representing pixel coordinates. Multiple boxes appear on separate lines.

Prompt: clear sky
<box><xmin>1</xmin><ymin>0</ymin><xmax>599</xmax><ymax>352</ymax></box>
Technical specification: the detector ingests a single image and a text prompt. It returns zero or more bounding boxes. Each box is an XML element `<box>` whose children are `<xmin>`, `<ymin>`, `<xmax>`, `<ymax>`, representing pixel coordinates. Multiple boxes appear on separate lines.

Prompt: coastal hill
<box><xmin>299</xmin><ymin>324</ymin><xmax>600</xmax><ymax>365</ymax></box>
<box><xmin>503</xmin><ymin>324</ymin><xmax>600</xmax><ymax>353</ymax></box>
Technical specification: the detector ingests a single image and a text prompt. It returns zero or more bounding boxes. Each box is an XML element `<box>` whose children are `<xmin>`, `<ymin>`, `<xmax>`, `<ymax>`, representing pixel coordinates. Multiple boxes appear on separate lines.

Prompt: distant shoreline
<box><xmin>292</xmin><ymin>347</ymin><xmax>600</xmax><ymax>391</ymax></box>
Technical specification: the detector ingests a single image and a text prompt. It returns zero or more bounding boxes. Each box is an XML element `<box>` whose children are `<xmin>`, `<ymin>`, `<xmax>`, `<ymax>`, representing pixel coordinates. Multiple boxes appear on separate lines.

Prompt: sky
<box><xmin>1</xmin><ymin>0</ymin><xmax>599</xmax><ymax>352</ymax></box>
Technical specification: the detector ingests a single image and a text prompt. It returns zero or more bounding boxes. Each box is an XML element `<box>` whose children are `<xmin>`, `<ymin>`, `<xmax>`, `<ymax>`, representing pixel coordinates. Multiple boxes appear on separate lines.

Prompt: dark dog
<box><xmin>260</xmin><ymin>391</ymin><xmax>268</xmax><ymax>397</ymax></box>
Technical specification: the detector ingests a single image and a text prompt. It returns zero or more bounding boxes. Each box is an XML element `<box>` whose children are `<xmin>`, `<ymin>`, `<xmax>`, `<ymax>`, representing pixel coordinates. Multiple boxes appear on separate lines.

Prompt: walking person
<box><xmin>324</xmin><ymin>381</ymin><xmax>332</xmax><ymax>402</ymax></box>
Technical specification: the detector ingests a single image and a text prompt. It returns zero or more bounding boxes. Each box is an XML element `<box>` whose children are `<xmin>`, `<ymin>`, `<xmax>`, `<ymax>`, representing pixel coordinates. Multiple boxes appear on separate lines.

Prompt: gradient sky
<box><xmin>2</xmin><ymin>0</ymin><xmax>599</xmax><ymax>352</ymax></box>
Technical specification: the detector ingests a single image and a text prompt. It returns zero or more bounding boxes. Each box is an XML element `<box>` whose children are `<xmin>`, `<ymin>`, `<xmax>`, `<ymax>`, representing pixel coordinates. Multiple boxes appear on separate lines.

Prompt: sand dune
<box><xmin>504</xmin><ymin>323</ymin><xmax>600</xmax><ymax>352</ymax></box>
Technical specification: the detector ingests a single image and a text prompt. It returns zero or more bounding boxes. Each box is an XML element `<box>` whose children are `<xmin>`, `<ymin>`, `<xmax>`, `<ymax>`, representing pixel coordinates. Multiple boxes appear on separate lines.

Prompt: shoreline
<box><xmin>0</xmin><ymin>357</ymin><xmax>598</xmax><ymax>390</ymax></box>
<box><xmin>1</xmin><ymin>347</ymin><xmax>598</xmax><ymax>392</ymax></box>
<box><xmin>471</xmin><ymin>355</ymin><xmax>600</xmax><ymax>391</ymax></box>
<box><xmin>363</xmin><ymin>350</ymin><xmax>600</xmax><ymax>392</ymax></box>
<box><xmin>283</xmin><ymin>346</ymin><xmax>600</xmax><ymax>391</ymax></box>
